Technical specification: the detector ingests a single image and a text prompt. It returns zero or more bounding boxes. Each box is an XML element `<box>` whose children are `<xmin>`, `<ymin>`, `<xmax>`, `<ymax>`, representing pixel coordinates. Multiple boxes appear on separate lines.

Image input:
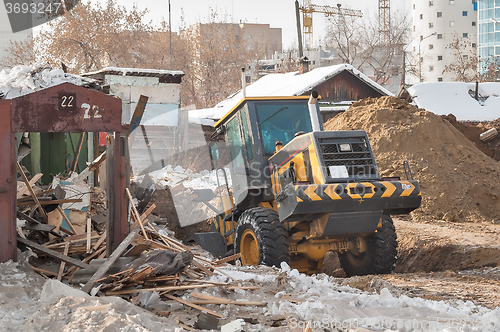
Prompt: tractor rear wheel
<box><xmin>235</xmin><ymin>207</ymin><xmax>290</xmax><ymax>267</ymax></box>
<box><xmin>339</xmin><ymin>215</ymin><xmax>397</xmax><ymax>276</ymax></box>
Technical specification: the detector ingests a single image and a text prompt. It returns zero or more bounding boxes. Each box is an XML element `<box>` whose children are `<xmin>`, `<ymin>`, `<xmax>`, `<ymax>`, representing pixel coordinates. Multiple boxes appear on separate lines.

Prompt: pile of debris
<box><xmin>16</xmin><ymin>162</ymin><xmax>271</xmax><ymax>329</ymax></box>
<box><xmin>324</xmin><ymin>96</ymin><xmax>500</xmax><ymax>223</ymax></box>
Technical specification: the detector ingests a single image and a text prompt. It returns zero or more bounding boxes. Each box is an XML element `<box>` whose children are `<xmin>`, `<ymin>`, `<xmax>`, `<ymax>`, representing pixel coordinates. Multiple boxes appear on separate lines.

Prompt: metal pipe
<box><xmin>295</xmin><ymin>0</ymin><xmax>304</xmax><ymax>58</ymax></box>
<box><xmin>308</xmin><ymin>91</ymin><xmax>321</xmax><ymax>131</ymax></box>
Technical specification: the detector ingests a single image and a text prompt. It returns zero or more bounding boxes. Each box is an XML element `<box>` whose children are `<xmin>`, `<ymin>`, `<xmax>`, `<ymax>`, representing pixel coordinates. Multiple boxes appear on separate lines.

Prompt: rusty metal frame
<box><xmin>0</xmin><ymin>83</ymin><xmax>126</xmax><ymax>262</ymax></box>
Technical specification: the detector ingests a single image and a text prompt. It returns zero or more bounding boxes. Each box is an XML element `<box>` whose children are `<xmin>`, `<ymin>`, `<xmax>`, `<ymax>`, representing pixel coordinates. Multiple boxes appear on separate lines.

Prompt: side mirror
<box><xmin>209</xmin><ymin>142</ymin><xmax>219</xmax><ymax>160</ymax></box>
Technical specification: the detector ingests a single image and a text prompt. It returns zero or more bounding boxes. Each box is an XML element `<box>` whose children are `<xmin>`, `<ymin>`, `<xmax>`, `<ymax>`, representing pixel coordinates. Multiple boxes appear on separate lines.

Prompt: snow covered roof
<box><xmin>408</xmin><ymin>82</ymin><xmax>500</xmax><ymax>121</ymax></box>
<box><xmin>0</xmin><ymin>65</ymin><xmax>96</xmax><ymax>100</ymax></box>
<box><xmin>83</xmin><ymin>67</ymin><xmax>185</xmax><ymax>80</ymax></box>
<box><xmin>189</xmin><ymin>64</ymin><xmax>393</xmax><ymax>122</ymax></box>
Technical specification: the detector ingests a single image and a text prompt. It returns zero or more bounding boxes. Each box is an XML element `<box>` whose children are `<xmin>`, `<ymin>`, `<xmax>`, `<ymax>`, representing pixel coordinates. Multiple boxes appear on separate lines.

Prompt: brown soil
<box><xmin>442</xmin><ymin>113</ymin><xmax>500</xmax><ymax>161</ymax></box>
<box><xmin>323</xmin><ymin>218</ymin><xmax>500</xmax><ymax>309</ymax></box>
<box><xmin>324</xmin><ymin>96</ymin><xmax>500</xmax><ymax>223</ymax></box>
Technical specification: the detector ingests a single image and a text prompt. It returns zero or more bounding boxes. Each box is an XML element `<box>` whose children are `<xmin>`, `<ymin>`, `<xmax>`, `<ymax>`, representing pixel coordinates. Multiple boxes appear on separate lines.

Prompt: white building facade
<box><xmin>411</xmin><ymin>0</ymin><xmax>478</xmax><ymax>82</ymax></box>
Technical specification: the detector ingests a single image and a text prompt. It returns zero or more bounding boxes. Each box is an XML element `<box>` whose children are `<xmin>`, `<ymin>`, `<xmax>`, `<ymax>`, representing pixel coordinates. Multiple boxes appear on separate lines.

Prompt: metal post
<box><xmin>0</xmin><ymin>100</ymin><xmax>17</xmax><ymax>262</ymax></box>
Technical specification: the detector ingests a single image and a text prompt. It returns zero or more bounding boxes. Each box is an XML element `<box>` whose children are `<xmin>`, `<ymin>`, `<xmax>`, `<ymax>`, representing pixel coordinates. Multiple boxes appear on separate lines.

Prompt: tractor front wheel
<box><xmin>235</xmin><ymin>207</ymin><xmax>290</xmax><ymax>267</ymax></box>
<box><xmin>339</xmin><ymin>215</ymin><xmax>398</xmax><ymax>276</ymax></box>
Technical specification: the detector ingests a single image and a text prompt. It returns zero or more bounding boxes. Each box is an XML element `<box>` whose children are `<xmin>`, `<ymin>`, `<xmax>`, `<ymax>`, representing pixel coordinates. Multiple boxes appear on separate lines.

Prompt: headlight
<box><xmin>339</xmin><ymin>143</ymin><xmax>351</xmax><ymax>152</ymax></box>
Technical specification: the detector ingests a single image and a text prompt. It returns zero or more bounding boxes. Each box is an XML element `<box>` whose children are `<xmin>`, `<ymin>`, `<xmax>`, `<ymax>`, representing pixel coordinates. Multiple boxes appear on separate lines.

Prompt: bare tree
<box><xmin>33</xmin><ymin>0</ymin><xmax>151</xmax><ymax>73</ymax></box>
<box><xmin>4</xmin><ymin>3</ymin><xmax>267</xmax><ymax>109</ymax></box>
<box><xmin>324</xmin><ymin>10</ymin><xmax>409</xmax><ymax>87</ymax></box>
<box><xmin>179</xmin><ymin>10</ymin><xmax>266</xmax><ymax>108</ymax></box>
<box><xmin>443</xmin><ymin>34</ymin><xmax>500</xmax><ymax>82</ymax></box>
<box><xmin>2</xmin><ymin>36</ymin><xmax>36</xmax><ymax>67</ymax></box>
<box><xmin>442</xmin><ymin>34</ymin><xmax>480</xmax><ymax>82</ymax></box>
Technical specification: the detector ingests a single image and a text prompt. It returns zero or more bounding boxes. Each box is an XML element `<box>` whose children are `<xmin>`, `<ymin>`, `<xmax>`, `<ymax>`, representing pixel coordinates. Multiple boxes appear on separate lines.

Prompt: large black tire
<box><xmin>339</xmin><ymin>215</ymin><xmax>397</xmax><ymax>277</ymax></box>
<box><xmin>234</xmin><ymin>207</ymin><xmax>290</xmax><ymax>267</ymax></box>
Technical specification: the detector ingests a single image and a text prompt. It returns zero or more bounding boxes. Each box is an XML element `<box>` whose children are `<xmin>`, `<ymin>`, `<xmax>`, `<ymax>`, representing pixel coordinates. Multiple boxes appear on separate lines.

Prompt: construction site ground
<box><xmin>326</xmin><ymin>217</ymin><xmax>500</xmax><ymax>310</ymax></box>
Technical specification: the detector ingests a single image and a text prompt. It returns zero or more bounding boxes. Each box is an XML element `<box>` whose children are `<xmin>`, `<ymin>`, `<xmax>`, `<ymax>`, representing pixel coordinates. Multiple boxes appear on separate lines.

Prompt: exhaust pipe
<box><xmin>308</xmin><ymin>91</ymin><xmax>321</xmax><ymax>131</ymax></box>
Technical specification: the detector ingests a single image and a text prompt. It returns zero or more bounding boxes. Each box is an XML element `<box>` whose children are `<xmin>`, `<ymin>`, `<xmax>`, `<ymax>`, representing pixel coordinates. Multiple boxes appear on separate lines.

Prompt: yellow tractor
<box><xmin>191</xmin><ymin>92</ymin><xmax>421</xmax><ymax>276</ymax></box>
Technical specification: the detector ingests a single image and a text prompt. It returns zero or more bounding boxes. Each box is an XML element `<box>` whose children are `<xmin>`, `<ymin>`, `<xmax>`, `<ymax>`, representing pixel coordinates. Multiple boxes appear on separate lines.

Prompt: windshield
<box><xmin>256</xmin><ymin>102</ymin><xmax>313</xmax><ymax>156</ymax></box>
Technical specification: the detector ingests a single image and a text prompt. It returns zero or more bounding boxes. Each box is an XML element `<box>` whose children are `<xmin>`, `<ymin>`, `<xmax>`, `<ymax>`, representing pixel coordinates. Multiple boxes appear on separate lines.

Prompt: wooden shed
<box><xmin>191</xmin><ymin>64</ymin><xmax>392</xmax><ymax>124</ymax></box>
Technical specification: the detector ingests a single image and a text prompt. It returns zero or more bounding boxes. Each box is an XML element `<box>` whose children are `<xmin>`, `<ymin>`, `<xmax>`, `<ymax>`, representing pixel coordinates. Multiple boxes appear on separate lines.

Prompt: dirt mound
<box><xmin>324</xmin><ymin>96</ymin><xmax>500</xmax><ymax>223</ymax></box>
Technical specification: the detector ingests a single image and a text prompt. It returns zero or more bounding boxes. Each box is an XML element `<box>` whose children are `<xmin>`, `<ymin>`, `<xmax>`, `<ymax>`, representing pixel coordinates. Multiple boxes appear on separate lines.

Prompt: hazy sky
<box><xmin>117</xmin><ymin>0</ymin><xmax>411</xmax><ymax>50</ymax></box>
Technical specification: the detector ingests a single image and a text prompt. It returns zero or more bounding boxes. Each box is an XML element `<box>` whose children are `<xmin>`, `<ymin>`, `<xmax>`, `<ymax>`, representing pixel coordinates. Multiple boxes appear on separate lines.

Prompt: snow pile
<box><xmin>0</xmin><ymin>65</ymin><xmax>94</xmax><ymax>99</ymax></box>
<box><xmin>2</xmin><ymin>253</ymin><xmax>500</xmax><ymax>331</ymax></box>
<box><xmin>409</xmin><ymin>82</ymin><xmax>500</xmax><ymax>121</ymax></box>
<box><xmin>136</xmin><ymin>165</ymin><xmax>231</xmax><ymax>191</ymax></box>
<box><xmin>206</xmin><ymin>263</ymin><xmax>500</xmax><ymax>331</ymax></box>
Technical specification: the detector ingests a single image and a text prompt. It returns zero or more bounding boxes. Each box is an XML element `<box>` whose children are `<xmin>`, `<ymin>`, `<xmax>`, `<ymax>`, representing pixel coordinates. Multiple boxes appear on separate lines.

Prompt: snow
<box><xmin>0</xmin><ymin>65</ymin><xmax>95</xmax><ymax>99</ymax></box>
<box><xmin>408</xmin><ymin>82</ymin><xmax>500</xmax><ymax>121</ymax></box>
<box><xmin>189</xmin><ymin>64</ymin><xmax>394</xmax><ymax>123</ymax></box>
<box><xmin>134</xmin><ymin>165</ymin><xmax>231</xmax><ymax>191</ymax></box>
<box><xmin>1</xmin><ymin>249</ymin><xmax>500</xmax><ymax>331</ymax></box>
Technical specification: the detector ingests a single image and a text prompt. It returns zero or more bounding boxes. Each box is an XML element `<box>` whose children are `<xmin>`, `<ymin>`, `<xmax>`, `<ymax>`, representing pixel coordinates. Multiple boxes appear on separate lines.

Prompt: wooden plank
<box><xmin>57</xmin><ymin>242</ymin><xmax>70</xmax><ymax>281</ymax></box>
<box><xmin>163</xmin><ymin>294</ymin><xmax>226</xmax><ymax>319</ymax></box>
<box><xmin>17</xmin><ymin>236</ymin><xmax>89</xmax><ymax>269</ymax></box>
<box><xmin>126</xmin><ymin>188</ymin><xmax>148</xmax><ymax>240</ymax></box>
<box><xmin>190</xmin><ymin>292</ymin><xmax>266</xmax><ymax>306</ymax></box>
<box><xmin>82</xmin><ymin>226</ymin><xmax>141</xmax><ymax>293</ymax></box>
<box><xmin>92</xmin><ymin>231</ymin><xmax>106</xmax><ymax>251</ymax></box>
<box><xmin>16</xmin><ymin>173</ymin><xmax>43</xmax><ymax>198</ymax></box>
<box><xmin>57</xmin><ymin>206</ymin><xmax>77</xmax><ymax>235</ymax></box>
<box><xmin>131</xmin><ymin>203</ymin><xmax>156</xmax><ymax>230</ymax></box>
<box><xmin>62</xmin><ymin>231</ymin><xmax>98</xmax><ymax>243</ymax></box>
<box><xmin>16</xmin><ymin>198</ymin><xmax>82</xmax><ymax>207</ymax></box>
<box><xmin>214</xmin><ymin>253</ymin><xmax>241</xmax><ymax>265</ymax></box>
<box><xmin>86</xmin><ymin>218</ymin><xmax>92</xmax><ymax>253</ymax></box>
<box><xmin>69</xmin><ymin>209</ymin><xmax>87</xmax><ymax>235</ymax></box>
<box><xmin>70</xmin><ymin>151</ymin><xmax>106</xmax><ymax>185</ymax></box>
<box><xmin>106</xmin><ymin>283</ymin><xmax>218</xmax><ymax>296</ymax></box>
<box><xmin>17</xmin><ymin>188</ymin><xmax>54</xmax><ymax>202</ymax></box>
<box><xmin>191</xmin><ymin>259</ymin><xmax>214</xmax><ymax>276</ymax></box>
<box><xmin>16</xmin><ymin>163</ymin><xmax>47</xmax><ymax>222</ymax></box>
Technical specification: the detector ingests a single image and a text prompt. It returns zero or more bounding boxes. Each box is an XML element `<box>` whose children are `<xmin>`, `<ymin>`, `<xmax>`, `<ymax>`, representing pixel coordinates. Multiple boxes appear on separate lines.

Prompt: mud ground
<box><xmin>324</xmin><ymin>218</ymin><xmax>500</xmax><ymax>309</ymax></box>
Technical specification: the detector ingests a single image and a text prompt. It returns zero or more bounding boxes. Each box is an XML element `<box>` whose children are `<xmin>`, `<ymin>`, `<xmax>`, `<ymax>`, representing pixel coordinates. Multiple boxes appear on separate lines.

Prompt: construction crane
<box><xmin>379</xmin><ymin>0</ymin><xmax>390</xmax><ymax>43</ymax></box>
<box><xmin>298</xmin><ymin>0</ymin><xmax>363</xmax><ymax>50</ymax></box>
<box><xmin>297</xmin><ymin>1</ymin><xmax>392</xmax><ymax>49</ymax></box>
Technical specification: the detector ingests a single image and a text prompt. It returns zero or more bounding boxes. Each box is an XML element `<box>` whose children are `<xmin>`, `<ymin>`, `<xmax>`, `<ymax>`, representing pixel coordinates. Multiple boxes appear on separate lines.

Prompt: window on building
<box><xmin>462</xmin><ymin>11</ymin><xmax>467</xmax><ymax>16</ymax></box>
<box><xmin>437</xmin><ymin>33</ymin><xmax>443</xmax><ymax>39</ymax></box>
<box><xmin>438</xmin><ymin>55</ymin><xmax>443</xmax><ymax>60</ymax></box>
<box><xmin>450</xmin><ymin>21</ymin><xmax>455</xmax><ymax>27</ymax></box>
<box><xmin>413</xmin><ymin>4</ymin><xmax>415</xmax><ymax>9</ymax></box>
<box><xmin>463</xmin><ymin>32</ymin><xmax>468</xmax><ymax>38</ymax></box>
<box><xmin>429</xmin><ymin>22</ymin><xmax>434</xmax><ymax>28</ymax></box>
<box><xmin>413</xmin><ymin>46</ymin><xmax>416</xmax><ymax>52</ymax></box>
<box><xmin>429</xmin><ymin>66</ymin><xmax>434</xmax><ymax>71</ymax></box>
<box><xmin>449</xmin><ymin>0</ymin><xmax>454</xmax><ymax>4</ymax></box>
<box><xmin>437</xmin><ymin>12</ymin><xmax>442</xmax><ymax>17</ymax></box>
<box><xmin>429</xmin><ymin>1</ymin><xmax>433</xmax><ymax>6</ymax></box>
<box><xmin>413</xmin><ymin>25</ymin><xmax>415</xmax><ymax>31</ymax></box>
<box><xmin>429</xmin><ymin>44</ymin><xmax>434</xmax><ymax>50</ymax></box>
<box><xmin>438</xmin><ymin>77</ymin><xmax>443</xmax><ymax>82</ymax></box>
<box><xmin>420</xmin><ymin>14</ymin><xmax>423</xmax><ymax>19</ymax></box>
<box><xmin>472</xmin><ymin>43</ymin><xmax>476</xmax><ymax>48</ymax></box>
<box><xmin>472</xmin><ymin>21</ymin><xmax>476</xmax><ymax>26</ymax></box>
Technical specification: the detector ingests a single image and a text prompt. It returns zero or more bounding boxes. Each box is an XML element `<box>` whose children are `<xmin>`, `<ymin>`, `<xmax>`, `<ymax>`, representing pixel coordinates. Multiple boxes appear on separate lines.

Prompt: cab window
<box><xmin>256</xmin><ymin>102</ymin><xmax>313</xmax><ymax>155</ymax></box>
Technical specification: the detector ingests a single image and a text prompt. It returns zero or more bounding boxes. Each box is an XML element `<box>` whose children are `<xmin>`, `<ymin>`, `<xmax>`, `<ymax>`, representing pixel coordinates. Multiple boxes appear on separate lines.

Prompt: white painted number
<box><xmin>61</xmin><ymin>95</ymin><xmax>74</xmax><ymax>108</ymax></box>
<box><xmin>82</xmin><ymin>103</ymin><xmax>103</xmax><ymax>119</ymax></box>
